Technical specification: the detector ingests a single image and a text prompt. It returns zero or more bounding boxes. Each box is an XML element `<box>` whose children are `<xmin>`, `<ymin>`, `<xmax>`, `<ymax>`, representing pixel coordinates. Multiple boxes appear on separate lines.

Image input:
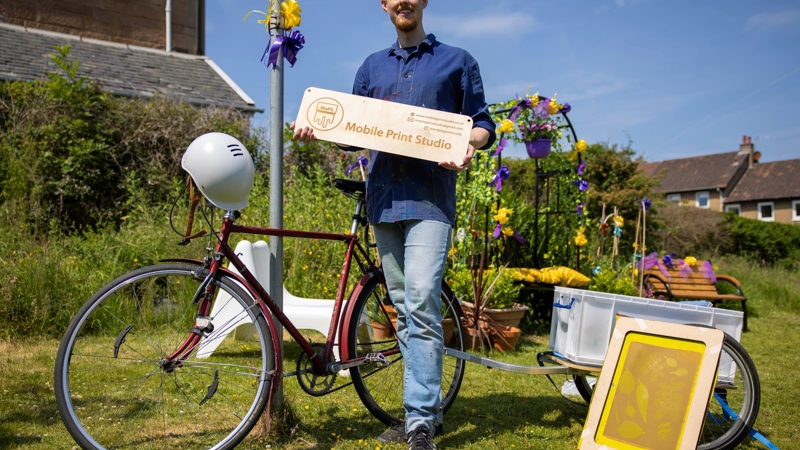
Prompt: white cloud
<box><xmin>485</xmin><ymin>80</ymin><xmax>541</xmax><ymax>103</ymax></box>
<box><xmin>424</xmin><ymin>12</ymin><xmax>537</xmax><ymax>39</ymax></box>
<box><xmin>745</xmin><ymin>9</ymin><xmax>800</xmax><ymax>30</ymax></box>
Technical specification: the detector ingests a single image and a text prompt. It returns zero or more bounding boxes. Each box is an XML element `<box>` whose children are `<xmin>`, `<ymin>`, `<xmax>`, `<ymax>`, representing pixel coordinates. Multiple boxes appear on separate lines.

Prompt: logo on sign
<box><xmin>307</xmin><ymin>97</ymin><xmax>344</xmax><ymax>131</ymax></box>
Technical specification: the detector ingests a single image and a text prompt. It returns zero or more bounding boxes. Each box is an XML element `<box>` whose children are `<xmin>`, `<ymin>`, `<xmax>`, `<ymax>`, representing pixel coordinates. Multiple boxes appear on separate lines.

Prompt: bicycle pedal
<box><xmin>364</xmin><ymin>353</ymin><xmax>389</xmax><ymax>366</ymax></box>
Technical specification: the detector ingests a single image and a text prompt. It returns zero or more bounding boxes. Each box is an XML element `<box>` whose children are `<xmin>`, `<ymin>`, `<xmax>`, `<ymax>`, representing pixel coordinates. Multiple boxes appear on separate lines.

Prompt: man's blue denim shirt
<box><xmin>352</xmin><ymin>34</ymin><xmax>496</xmax><ymax>227</ymax></box>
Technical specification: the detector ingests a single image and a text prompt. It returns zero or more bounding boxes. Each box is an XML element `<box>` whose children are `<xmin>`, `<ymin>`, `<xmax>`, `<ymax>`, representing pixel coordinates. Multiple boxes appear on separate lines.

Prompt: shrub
<box><xmin>726</xmin><ymin>213</ymin><xmax>800</xmax><ymax>265</ymax></box>
<box><xmin>650</xmin><ymin>203</ymin><xmax>733</xmax><ymax>256</ymax></box>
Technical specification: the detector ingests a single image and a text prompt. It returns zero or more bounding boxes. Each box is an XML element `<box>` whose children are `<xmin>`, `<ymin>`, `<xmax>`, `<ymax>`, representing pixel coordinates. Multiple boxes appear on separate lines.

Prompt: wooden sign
<box><xmin>579</xmin><ymin>318</ymin><xmax>724</xmax><ymax>450</ymax></box>
<box><xmin>294</xmin><ymin>87</ymin><xmax>473</xmax><ymax>163</ymax></box>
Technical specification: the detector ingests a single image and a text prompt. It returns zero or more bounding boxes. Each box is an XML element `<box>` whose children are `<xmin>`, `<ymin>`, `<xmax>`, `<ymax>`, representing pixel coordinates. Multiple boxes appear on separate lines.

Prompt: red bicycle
<box><xmin>54</xmin><ymin>175</ymin><xmax>467</xmax><ymax>450</ymax></box>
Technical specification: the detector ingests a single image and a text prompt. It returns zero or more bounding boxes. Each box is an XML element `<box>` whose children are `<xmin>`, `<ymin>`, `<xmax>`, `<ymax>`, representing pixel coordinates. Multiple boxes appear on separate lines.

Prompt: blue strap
<box><xmin>712</xmin><ymin>392</ymin><xmax>779</xmax><ymax>450</ymax></box>
<box><xmin>553</xmin><ymin>297</ymin><xmax>575</xmax><ymax>309</ymax></box>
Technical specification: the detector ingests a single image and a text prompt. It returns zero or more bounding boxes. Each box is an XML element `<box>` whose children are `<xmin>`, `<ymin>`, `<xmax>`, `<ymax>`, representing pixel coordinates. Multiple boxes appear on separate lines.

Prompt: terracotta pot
<box><xmin>491</xmin><ymin>326</ymin><xmax>522</xmax><ymax>352</ymax></box>
<box><xmin>463</xmin><ymin>324</ymin><xmax>490</xmax><ymax>351</ymax></box>
<box><xmin>370</xmin><ymin>320</ymin><xmax>395</xmax><ymax>340</ymax></box>
<box><xmin>462</xmin><ymin>301</ymin><xmax>529</xmax><ymax>329</ymax></box>
<box><xmin>442</xmin><ymin>318</ymin><xmax>454</xmax><ymax>345</ymax></box>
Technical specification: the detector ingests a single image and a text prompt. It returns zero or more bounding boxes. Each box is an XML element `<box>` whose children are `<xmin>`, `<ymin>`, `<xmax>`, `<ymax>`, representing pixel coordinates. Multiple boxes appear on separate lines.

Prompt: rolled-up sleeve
<box><xmin>462</xmin><ymin>57</ymin><xmax>496</xmax><ymax>150</ymax></box>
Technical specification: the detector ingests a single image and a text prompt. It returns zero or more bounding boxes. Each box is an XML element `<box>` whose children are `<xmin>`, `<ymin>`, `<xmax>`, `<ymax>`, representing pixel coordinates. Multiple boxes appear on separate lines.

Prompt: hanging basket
<box><xmin>524</xmin><ymin>139</ymin><xmax>551</xmax><ymax>159</ymax></box>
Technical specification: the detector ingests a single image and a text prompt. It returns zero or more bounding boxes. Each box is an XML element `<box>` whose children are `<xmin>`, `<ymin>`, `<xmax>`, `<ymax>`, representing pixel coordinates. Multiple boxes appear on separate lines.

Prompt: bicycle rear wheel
<box><xmin>347</xmin><ymin>277</ymin><xmax>466</xmax><ymax>426</ymax></box>
<box><xmin>573</xmin><ymin>330</ymin><xmax>759</xmax><ymax>450</ymax></box>
<box><xmin>55</xmin><ymin>263</ymin><xmax>275</xmax><ymax>450</ymax></box>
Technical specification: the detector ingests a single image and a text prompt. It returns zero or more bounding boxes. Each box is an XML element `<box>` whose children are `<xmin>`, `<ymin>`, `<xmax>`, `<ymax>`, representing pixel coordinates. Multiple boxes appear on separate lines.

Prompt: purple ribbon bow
<box><xmin>345</xmin><ymin>156</ymin><xmax>368</xmax><ymax>175</ymax></box>
<box><xmin>263</xmin><ymin>30</ymin><xmax>305</xmax><ymax>69</ymax></box>
<box><xmin>699</xmin><ymin>260</ymin><xmax>717</xmax><ymax>282</ymax></box>
<box><xmin>642</xmin><ymin>252</ymin><xmax>670</xmax><ymax>278</ymax></box>
<box><xmin>577</xmin><ymin>161</ymin><xmax>586</xmax><ymax>176</ymax></box>
<box><xmin>493</xmin><ymin>223</ymin><xmax>502</xmax><ymax>239</ymax></box>
<box><xmin>489</xmin><ymin>164</ymin><xmax>510</xmax><ymax>192</ymax></box>
<box><xmin>561</xmin><ymin>103</ymin><xmax>571</xmax><ymax>114</ymax></box>
<box><xmin>492</xmin><ymin>137</ymin><xmax>508</xmax><ymax>156</ymax></box>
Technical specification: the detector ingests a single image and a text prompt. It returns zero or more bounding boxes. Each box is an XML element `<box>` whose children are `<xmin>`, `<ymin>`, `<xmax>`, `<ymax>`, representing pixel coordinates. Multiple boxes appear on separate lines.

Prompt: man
<box><xmin>294</xmin><ymin>1</ymin><xmax>495</xmax><ymax>448</ymax></box>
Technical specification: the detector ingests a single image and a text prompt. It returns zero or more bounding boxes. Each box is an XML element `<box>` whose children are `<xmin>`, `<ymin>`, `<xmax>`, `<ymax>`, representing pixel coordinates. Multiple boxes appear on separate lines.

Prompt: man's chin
<box><xmin>395</xmin><ymin>17</ymin><xmax>418</xmax><ymax>32</ymax></box>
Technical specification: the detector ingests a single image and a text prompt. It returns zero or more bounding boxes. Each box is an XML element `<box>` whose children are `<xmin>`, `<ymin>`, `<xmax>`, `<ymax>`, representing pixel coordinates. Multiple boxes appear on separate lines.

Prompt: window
<box><xmin>758</xmin><ymin>202</ymin><xmax>774</xmax><ymax>222</ymax></box>
<box><xmin>725</xmin><ymin>204</ymin><xmax>741</xmax><ymax>215</ymax></box>
<box><xmin>793</xmin><ymin>200</ymin><xmax>800</xmax><ymax>222</ymax></box>
<box><xmin>696</xmin><ymin>191</ymin><xmax>710</xmax><ymax>208</ymax></box>
<box><xmin>667</xmin><ymin>194</ymin><xmax>681</xmax><ymax>203</ymax></box>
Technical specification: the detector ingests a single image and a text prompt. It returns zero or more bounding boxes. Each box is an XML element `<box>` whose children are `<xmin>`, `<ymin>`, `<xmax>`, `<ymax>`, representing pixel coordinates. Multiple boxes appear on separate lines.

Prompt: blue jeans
<box><xmin>372</xmin><ymin>220</ymin><xmax>452</xmax><ymax>434</ymax></box>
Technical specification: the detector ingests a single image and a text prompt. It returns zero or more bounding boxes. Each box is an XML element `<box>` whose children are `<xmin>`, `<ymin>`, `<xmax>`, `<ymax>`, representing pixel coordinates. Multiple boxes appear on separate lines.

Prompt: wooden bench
<box><xmin>643</xmin><ymin>269</ymin><xmax>749</xmax><ymax>331</ymax></box>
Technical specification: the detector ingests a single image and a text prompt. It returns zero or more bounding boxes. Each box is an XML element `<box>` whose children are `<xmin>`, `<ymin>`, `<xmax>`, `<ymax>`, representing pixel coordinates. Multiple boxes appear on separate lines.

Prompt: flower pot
<box><xmin>463</xmin><ymin>324</ymin><xmax>489</xmax><ymax>351</ymax></box>
<box><xmin>461</xmin><ymin>301</ymin><xmax>530</xmax><ymax>329</ymax></box>
<box><xmin>370</xmin><ymin>320</ymin><xmax>395</xmax><ymax>340</ymax></box>
<box><xmin>525</xmin><ymin>139</ymin><xmax>551</xmax><ymax>159</ymax></box>
<box><xmin>491</xmin><ymin>326</ymin><xmax>521</xmax><ymax>352</ymax></box>
<box><xmin>442</xmin><ymin>318</ymin><xmax>454</xmax><ymax>345</ymax></box>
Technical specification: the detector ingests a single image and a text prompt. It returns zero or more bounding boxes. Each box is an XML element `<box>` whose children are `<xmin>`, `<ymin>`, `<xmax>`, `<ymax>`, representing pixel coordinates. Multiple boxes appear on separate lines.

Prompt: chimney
<box><xmin>739</xmin><ymin>135</ymin><xmax>755</xmax><ymax>168</ymax></box>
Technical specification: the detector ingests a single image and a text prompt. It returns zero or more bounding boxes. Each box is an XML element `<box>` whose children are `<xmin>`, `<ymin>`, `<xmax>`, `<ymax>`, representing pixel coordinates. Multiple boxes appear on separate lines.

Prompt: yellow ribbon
<box><xmin>243</xmin><ymin>0</ymin><xmax>302</xmax><ymax>30</ymax></box>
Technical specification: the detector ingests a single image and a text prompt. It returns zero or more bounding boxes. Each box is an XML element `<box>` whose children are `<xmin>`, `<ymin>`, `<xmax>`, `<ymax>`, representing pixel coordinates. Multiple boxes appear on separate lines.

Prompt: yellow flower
<box><xmin>501</xmin><ymin>227</ymin><xmax>514</xmax><ymax>237</ymax></box>
<box><xmin>575</xmin><ymin>140</ymin><xmax>587</xmax><ymax>152</ymax></box>
<box><xmin>527</xmin><ymin>92</ymin><xmax>540</xmax><ymax>106</ymax></box>
<box><xmin>493</xmin><ymin>207</ymin><xmax>513</xmax><ymax>225</ymax></box>
<box><xmin>574</xmin><ymin>233</ymin><xmax>588</xmax><ymax>247</ymax></box>
<box><xmin>712</xmin><ymin>264</ymin><xmax>719</xmax><ymax>271</ymax></box>
<box><xmin>684</xmin><ymin>256</ymin><xmax>697</xmax><ymax>266</ymax></box>
<box><xmin>497</xmin><ymin>119</ymin><xmax>514</xmax><ymax>134</ymax></box>
<box><xmin>613</xmin><ymin>216</ymin><xmax>624</xmax><ymax>228</ymax></box>
<box><xmin>548</xmin><ymin>94</ymin><xmax>560</xmax><ymax>115</ymax></box>
<box><xmin>280</xmin><ymin>0</ymin><xmax>302</xmax><ymax>28</ymax></box>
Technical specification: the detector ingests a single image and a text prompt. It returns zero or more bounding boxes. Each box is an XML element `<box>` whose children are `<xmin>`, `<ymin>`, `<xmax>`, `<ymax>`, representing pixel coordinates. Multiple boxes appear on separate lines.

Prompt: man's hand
<box><xmin>290</xmin><ymin>121</ymin><xmax>316</xmax><ymax>143</ymax></box>
<box><xmin>439</xmin><ymin>144</ymin><xmax>475</xmax><ymax>171</ymax></box>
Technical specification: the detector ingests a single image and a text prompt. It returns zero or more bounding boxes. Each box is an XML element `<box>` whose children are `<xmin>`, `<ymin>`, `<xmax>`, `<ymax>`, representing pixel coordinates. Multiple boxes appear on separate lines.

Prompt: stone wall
<box><xmin>0</xmin><ymin>0</ymin><xmax>203</xmax><ymax>54</ymax></box>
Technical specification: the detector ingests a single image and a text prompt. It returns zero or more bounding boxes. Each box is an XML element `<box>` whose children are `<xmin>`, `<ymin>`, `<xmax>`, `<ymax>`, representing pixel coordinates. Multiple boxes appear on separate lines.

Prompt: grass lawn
<box><xmin>1</xmin><ymin>259</ymin><xmax>798</xmax><ymax>449</ymax></box>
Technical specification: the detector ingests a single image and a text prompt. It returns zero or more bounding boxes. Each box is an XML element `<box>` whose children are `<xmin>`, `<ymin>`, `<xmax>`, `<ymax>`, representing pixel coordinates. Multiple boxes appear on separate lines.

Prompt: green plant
<box><xmin>587</xmin><ymin>266</ymin><xmax>638</xmax><ymax>296</ymax></box>
<box><xmin>448</xmin><ymin>267</ymin><xmax>521</xmax><ymax>310</ymax></box>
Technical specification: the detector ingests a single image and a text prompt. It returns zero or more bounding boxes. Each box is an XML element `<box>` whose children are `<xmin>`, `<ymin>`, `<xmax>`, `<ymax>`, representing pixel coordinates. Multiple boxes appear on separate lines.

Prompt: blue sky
<box><xmin>206</xmin><ymin>0</ymin><xmax>800</xmax><ymax>162</ymax></box>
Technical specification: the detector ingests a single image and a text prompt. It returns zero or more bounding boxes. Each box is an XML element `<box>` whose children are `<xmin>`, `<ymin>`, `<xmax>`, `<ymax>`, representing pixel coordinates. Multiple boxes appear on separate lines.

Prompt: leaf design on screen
<box><xmin>657</xmin><ymin>422</ymin><xmax>673</xmax><ymax>441</ymax></box>
<box><xmin>626</xmin><ymin>401</ymin><xmax>635</xmax><ymax>418</ymax></box>
<box><xmin>620</xmin><ymin>368</ymin><xmax>635</xmax><ymax>395</ymax></box>
<box><xmin>637</xmin><ymin>380</ymin><xmax>649</xmax><ymax>423</ymax></box>
<box><xmin>665</xmin><ymin>356</ymin><xmax>677</xmax><ymax>367</ymax></box>
<box><xmin>671</xmin><ymin>368</ymin><xmax>689</xmax><ymax>376</ymax></box>
<box><xmin>617</xmin><ymin>421</ymin><xmax>646</xmax><ymax>439</ymax></box>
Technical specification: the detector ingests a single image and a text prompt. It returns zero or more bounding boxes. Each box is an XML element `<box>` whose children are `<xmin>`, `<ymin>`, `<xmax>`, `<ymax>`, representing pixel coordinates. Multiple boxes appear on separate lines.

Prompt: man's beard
<box><xmin>394</xmin><ymin>5</ymin><xmax>418</xmax><ymax>32</ymax></box>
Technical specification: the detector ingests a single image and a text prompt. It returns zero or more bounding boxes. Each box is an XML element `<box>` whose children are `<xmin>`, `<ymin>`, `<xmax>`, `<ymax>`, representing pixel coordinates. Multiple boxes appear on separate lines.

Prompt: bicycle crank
<box><xmin>295</xmin><ymin>344</ymin><xmax>336</xmax><ymax>396</ymax></box>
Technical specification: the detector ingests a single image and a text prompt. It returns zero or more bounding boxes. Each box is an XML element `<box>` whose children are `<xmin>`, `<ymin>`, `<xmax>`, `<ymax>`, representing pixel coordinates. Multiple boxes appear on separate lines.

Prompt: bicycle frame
<box><xmin>163</xmin><ymin>199</ymin><xmax>386</xmax><ymax>377</ymax></box>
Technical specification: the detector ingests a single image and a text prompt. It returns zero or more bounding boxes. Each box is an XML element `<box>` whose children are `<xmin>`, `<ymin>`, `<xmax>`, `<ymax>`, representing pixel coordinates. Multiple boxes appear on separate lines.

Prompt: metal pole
<box><xmin>268</xmin><ymin>0</ymin><xmax>284</xmax><ymax>410</ymax></box>
<box><xmin>165</xmin><ymin>0</ymin><xmax>172</xmax><ymax>51</ymax></box>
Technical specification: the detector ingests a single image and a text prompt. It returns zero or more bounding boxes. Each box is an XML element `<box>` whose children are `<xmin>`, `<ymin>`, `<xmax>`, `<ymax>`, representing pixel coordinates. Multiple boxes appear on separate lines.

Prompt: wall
<box><xmin>667</xmin><ymin>190</ymin><xmax>723</xmax><ymax>211</ymax></box>
<box><xmin>733</xmin><ymin>199</ymin><xmax>800</xmax><ymax>224</ymax></box>
<box><xmin>0</xmin><ymin>0</ymin><xmax>203</xmax><ymax>54</ymax></box>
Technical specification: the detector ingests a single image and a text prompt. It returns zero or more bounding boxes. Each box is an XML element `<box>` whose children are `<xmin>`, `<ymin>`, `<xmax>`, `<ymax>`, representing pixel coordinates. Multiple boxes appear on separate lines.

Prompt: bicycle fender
<box><xmin>159</xmin><ymin>258</ymin><xmax>283</xmax><ymax>393</ymax></box>
<box><xmin>338</xmin><ymin>271</ymin><xmax>382</xmax><ymax>362</ymax></box>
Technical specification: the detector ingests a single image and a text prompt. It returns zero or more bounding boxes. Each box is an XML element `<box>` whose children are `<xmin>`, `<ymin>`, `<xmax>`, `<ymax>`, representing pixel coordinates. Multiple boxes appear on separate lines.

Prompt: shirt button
<box><xmin>403</xmin><ymin>73</ymin><xmax>409</xmax><ymax>78</ymax></box>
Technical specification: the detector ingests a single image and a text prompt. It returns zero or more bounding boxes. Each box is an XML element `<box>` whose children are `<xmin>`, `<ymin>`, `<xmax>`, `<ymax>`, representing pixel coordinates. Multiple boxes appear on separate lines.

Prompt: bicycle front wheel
<box><xmin>347</xmin><ymin>277</ymin><xmax>466</xmax><ymax>426</ymax></box>
<box><xmin>54</xmin><ymin>263</ymin><xmax>275</xmax><ymax>450</ymax></box>
<box><xmin>573</xmin><ymin>330</ymin><xmax>760</xmax><ymax>450</ymax></box>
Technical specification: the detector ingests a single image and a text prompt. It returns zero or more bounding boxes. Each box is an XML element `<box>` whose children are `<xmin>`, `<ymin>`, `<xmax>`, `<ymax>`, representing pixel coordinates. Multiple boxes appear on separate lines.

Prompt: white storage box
<box><xmin>549</xmin><ymin>287</ymin><xmax>744</xmax><ymax>382</ymax></box>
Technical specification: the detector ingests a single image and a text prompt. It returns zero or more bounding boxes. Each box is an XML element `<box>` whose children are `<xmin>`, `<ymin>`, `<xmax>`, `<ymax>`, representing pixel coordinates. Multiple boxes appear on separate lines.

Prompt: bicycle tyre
<box><xmin>573</xmin><ymin>330</ymin><xmax>759</xmax><ymax>450</ymax></box>
<box><xmin>55</xmin><ymin>263</ymin><xmax>276</xmax><ymax>450</ymax></box>
<box><xmin>347</xmin><ymin>277</ymin><xmax>466</xmax><ymax>426</ymax></box>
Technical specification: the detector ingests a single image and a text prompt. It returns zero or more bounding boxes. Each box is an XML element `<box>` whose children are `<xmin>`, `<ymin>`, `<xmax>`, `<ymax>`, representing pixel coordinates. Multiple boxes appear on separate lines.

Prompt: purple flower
<box><xmin>577</xmin><ymin>162</ymin><xmax>586</xmax><ymax>176</ymax></box>
<box><xmin>662</xmin><ymin>253</ymin><xmax>677</xmax><ymax>267</ymax></box>
<box><xmin>492</xmin><ymin>137</ymin><xmax>508</xmax><ymax>156</ymax></box>
<box><xmin>640</xmin><ymin>197</ymin><xmax>652</xmax><ymax>211</ymax></box>
<box><xmin>493</xmin><ymin>223</ymin><xmax>502</xmax><ymax>239</ymax></box>
<box><xmin>534</xmin><ymin>99</ymin><xmax>550</xmax><ymax>119</ymax></box>
<box><xmin>576</xmin><ymin>179</ymin><xmax>589</xmax><ymax>191</ymax></box>
<box><xmin>577</xmin><ymin>202</ymin><xmax>585</xmax><ymax>215</ymax></box>
<box><xmin>561</xmin><ymin>103</ymin><xmax>571</xmax><ymax>114</ymax></box>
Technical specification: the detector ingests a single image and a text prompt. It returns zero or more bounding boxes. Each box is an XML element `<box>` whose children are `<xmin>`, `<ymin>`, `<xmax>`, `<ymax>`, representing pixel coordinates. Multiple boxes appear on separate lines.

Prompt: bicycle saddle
<box><xmin>333</xmin><ymin>178</ymin><xmax>365</xmax><ymax>201</ymax></box>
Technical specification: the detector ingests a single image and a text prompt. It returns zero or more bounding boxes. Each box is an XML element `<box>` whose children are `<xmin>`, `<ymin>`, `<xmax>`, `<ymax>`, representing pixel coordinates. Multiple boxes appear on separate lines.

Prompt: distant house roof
<box><xmin>639</xmin><ymin>151</ymin><xmax>749</xmax><ymax>193</ymax></box>
<box><xmin>725</xmin><ymin>159</ymin><xmax>800</xmax><ymax>203</ymax></box>
<box><xmin>0</xmin><ymin>23</ymin><xmax>261</xmax><ymax>113</ymax></box>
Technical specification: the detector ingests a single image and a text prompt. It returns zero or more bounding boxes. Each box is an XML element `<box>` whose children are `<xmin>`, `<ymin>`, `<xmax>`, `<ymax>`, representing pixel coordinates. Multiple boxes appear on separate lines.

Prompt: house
<box><xmin>638</xmin><ymin>136</ymin><xmax>758</xmax><ymax>211</ymax></box>
<box><xmin>723</xmin><ymin>159</ymin><xmax>800</xmax><ymax>223</ymax></box>
<box><xmin>0</xmin><ymin>0</ymin><xmax>260</xmax><ymax>114</ymax></box>
<box><xmin>639</xmin><ymin>136</ymin><xmax>800</xmax><ymax>224</ymax></box>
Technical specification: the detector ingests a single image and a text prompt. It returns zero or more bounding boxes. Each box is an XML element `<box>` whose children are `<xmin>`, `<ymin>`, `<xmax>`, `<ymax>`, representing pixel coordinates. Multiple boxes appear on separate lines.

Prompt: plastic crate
<box><xmin>549</xmin><ymin>287</ymin><xmax>744</xmax><ymax>382</ymax></box>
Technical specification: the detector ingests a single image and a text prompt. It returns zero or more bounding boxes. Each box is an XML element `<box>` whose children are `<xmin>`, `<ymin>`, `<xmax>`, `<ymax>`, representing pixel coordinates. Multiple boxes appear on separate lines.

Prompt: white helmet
<box><xmin>181</xmin><ymin>132</ymin><xmax>255</xmax><ymax>211</ymax></box>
